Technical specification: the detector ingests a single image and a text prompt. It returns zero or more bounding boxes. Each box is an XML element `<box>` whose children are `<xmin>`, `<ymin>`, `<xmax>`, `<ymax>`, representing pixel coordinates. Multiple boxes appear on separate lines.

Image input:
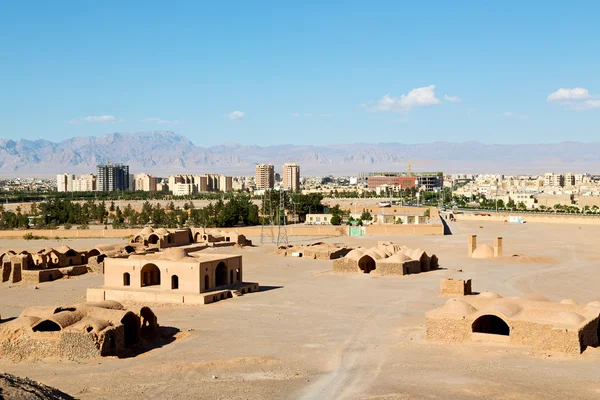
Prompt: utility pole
<box><xmin>276</xmin><ymin>190</ymin><xmax>288</xmax><ymax>246</ymax></box>
<box><xmin>260</xmin><ymin>190</ymin><xmax>275</xmax><ymax>244</ymax></box>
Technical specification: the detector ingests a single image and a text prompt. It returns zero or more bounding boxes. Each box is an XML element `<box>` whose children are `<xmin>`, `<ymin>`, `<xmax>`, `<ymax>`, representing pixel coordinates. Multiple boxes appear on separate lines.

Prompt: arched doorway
<box><xmin>148</xmin><ymin>234</ymin><xmax>159</xmax><ymax>245</ymax></box>
<box><xmin>121</xmin><ymin>312</ymin><xmax>140</xmax><ymax>347</ymax></box>
<box><xmin>472</xmin><ymin>315</ymin><xmax>510</xmax><ymax>336</ymax></box>
<box><xmin>123</xmin><ymin>272</ymin><xmax>130</xmax><ymax>286</ymax></box>
<box><xmin>204</xmin><ymin>274</ymin><xmax>210</xmax><ymax>290</ymax></box>
<box><xmin>358</xmin><ymin>255</ymin><xmax>376</xmax><ymax>274</ymax></box>
<box><xmin>215</xmin><ymin>262</ymin><xmax>228</xmax><ymax>286</ymax></box>
<box><xmin>171</xmin><ymin>275</ymin><xmax>179</xmax><ymax>289</ymax></box>
<box><xmin>141</xmin><ymin>263</ymin><xmax>161</xmax><ymax>287</ymax></box>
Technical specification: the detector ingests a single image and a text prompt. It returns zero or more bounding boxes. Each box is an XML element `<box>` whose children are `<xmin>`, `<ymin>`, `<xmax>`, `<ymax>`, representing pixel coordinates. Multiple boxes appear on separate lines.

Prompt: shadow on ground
<box><xmin>259</xmin><ymin>285</ymin><xmax>284</xmax><ymax>292</ymax></box>
<box><xmin>119</xmin><ymin>326</ymin><xmax>180</xmax><ymax>359</ymax></box>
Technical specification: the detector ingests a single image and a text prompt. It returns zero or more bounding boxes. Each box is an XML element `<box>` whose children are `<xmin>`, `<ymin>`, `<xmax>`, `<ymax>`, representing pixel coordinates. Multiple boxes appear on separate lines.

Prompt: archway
<box><xmin>171</xmin><ymin>275</ymin><xmax>179</xmax><ymax>289</ymax></box>
<box><xmin>358</xmin><ymin>255</ymin><xmax>376</xmax><ymax>274</ymax></box>
<box><xmin>148</xmin><ymin>234</ymin><xmax>159</xmax><ymax>245</ymax></box>
<box><xmin>204</xmin><ymin>274</ymin><xmax>210</xmax><ymax>290</ymax></box>
<box><xmin>472</xmin><ymin>315</ymin><xmax>510</xmax><ymax>336</ymax></box>
<box><xmin>121</xmin><ymin>312</ymin><xmax>140</xmax><ymax>347</ymax></box>
<box><xmin>215</xmin><ymin>262</ymin><xmax>228</xmax><ymax>286</ymax></box>
<box><xmin>123</xmin><ymin>272</ymin><xmax>130</xmax><ymax>286</ymax></box>
<box><xmin>141</xmin><ymin>263</ymin><xmax>161</xmax><ymax>287</ymax></box>
<box><xmin>124</xmin><ymin>245</ymin><xmax>135</xmax><ymax>254</ymax></box>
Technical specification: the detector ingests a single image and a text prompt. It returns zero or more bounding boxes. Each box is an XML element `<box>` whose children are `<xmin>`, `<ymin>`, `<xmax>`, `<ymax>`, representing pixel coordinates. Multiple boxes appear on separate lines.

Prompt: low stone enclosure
<box><xmin>88</xmin><ymin>248</ymin><xmax>259</xmax><ymax>305</ymax></box>
<box><xmin>333</xmin><ymin>241</ymin><xmax>439</xmax><ymax>275</ymax></box>
<box><xmin>1</xmin><ymin>244</ymin><xmax>137</xmax><ymax>284</ymax></box>
<box><xmin>131</xmin><ymin>227</ymin><xmax>252</xmax><ymax>250</ymax></box>
<box><xmin>274</xmin><ymin>242</ymin><xmax>352</xmax><ymax>260</ymax></box>
<box><xmin>440</xmin><ymin>278</ymin><xmax>472</xmax><ymax>297</ymax></box>
<box><xmin>468</xmin><ymin>235</ymin><xmax>503</xmax><ymax>259</ymax></box>
<box><xmin>426</xmin><ymin>292</ymin><xmax>600</xmax><ymax>354</ymax></box>
<box><xmin>0</xmin><ymin>300</ymin><xmax>159</xmax><ymax>360</ymax></box>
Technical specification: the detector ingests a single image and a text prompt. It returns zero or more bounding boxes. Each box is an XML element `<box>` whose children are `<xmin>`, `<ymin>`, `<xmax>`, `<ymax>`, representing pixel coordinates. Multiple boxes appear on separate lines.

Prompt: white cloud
<box><xmin>226</xmin><ymin>110</ymin><xmax>245</xmax><ymax>120</ymax></box>
<box><xmin>141</xmin><ymin>117</ymin><xmax>181</xmax><ymax>125</ymax></box>
<box><xmin>547</xmin><ymin>87</ymin><xmax>600</xmax><ymax>111</ymax></box>
<box><xmin>69</xmin><ymin>115</ymin><xmax>121</xmax><ymax>124</ymax></box>
<box><xmin>547</xmin><ymin>87</ymin><xmax>590</xmax><ymax>102</ymax></box>
<box><xmin>503</xmin><ymin>112</ymin><xmax>515</xmax><ymax>117</ymax></box>
<box><xmin>444</xmin><ymin>94</ymin><xmax>461</xmax><ymax>103</ymax></box>
<box><xmin>366</xmin><ymin>85</ymin><xmax>441</xmax><ymax>112</ymax></box>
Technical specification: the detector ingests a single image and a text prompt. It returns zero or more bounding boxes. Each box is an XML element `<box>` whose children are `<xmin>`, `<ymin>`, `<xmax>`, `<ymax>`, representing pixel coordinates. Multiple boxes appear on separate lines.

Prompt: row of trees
<box><xmin>0</xmin><ymin>192</ymin><xmax>330</xmax><ymax>230</ymax></box>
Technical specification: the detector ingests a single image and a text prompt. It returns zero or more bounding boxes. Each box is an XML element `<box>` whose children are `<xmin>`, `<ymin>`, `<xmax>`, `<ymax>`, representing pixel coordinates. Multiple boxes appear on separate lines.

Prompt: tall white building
<box><xmin>282</xmin><ymin>163</ymin><xmax>300</xmax><ymax>191</ymax></box>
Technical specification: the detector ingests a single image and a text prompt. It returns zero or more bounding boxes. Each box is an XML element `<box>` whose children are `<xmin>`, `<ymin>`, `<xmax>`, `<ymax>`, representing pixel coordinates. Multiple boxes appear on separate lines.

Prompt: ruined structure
<box><xmin>440</xmin><ymin>278</ymin><xmax>472</xmax><ymax>296</ymax></box>
<box><xmin>426</xmin><ymin>292</ymin><xmax>600</xmax><ymax>354</ymax></box>
<box><xmin>1</xmin><ymin>247</ymin><xmax>88</xmax><ymax>284</ymax></box>
<box><xmin>193</xmin><ymin>229</ymin><xmax>252</xmax><ymax>247</ymax></box>
<box><xmin>332</xmin><ymin>242</ymin><xmax>439</xmax><ymax>275</ymax></box>
<box><xmin>468</xmin><ymin>235</ymin><xmax>503</xmax><ymax>259</ymax></box>
<box><xmin>0</xmin><ymin>301</ymin><xmax>159</xmax><ymax>360</ymax></box>
<box><xmin>131</xmin><ymin>227</ymin><xmax>251</xmax><ymax>251</ymax></box>
<box><xmin>274</xmin><ymin>242</ymin><xmax>352</xmax><ymax>260</ymax></box>
<box><xmin>87</xmin><ymin>248</ymin><xmax>259</xmax><ymax>305</ymax></box>
<box><xmin>132</xmin><ymin>227</ymin><xmax>194</xmax><ymax>250</ymax></box>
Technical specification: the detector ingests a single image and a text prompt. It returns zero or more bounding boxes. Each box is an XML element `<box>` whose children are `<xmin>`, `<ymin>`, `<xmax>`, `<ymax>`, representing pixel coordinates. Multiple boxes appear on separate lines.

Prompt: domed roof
<box><xmin>345</xmin><ymin>249</ymin><xmax>365</xmax><ymax>261</ymax></box>
<box><xmin>559</xmin><ymin>298</ymin><xmax>578</xmax><ymax>305</ymax></box>
<box><xmin>410</xmin><ymin>248</ymin><xmax>426</xmax><ymax>260</ymax></box>
<box><xmin>155</xmin><ymin>228</ymin><xmax>169</xmax><ymax>235</ymax></box>
<box><xmin>479</xmin><ymin>291</ymin><xmax>503</xmax><ymax>300</ymax></box>
<box><xmin>161</xmin><ymin>248</ymin><xmax>187</xmax><ymax>261</ymax></box>
<box><xmin>557</xmin><ymin>311</ymin><xmax>585</xmax><ymax>325</ymax></box>
<box><xmin>471</xmin><ymin>244</ymin><xmax>494</xmax><ymax>259</ymax></box>
<box><xmin>440</xmin><ymin>298</ymin><xmax>477</xmax><ymax>316</ymax></box>
<box><xmin>586</xmin><ymin>301</ymin><xmax>600</xmax><ymax>308</ymax></box>
<box><xmin>362</xmin><ymin>249</ymin><xmax>383</xmax><ymax>260</ymax></box>
<box><xmin>484</xmin><ymin>298</ymin><xmax>522</xmax><ymax>318</ymax></box>
<box><xmin>141</xmin><ymin>227</ymin><xmax>154</xmax><ymax>234</ymax></box>
<box><xmin>386</xmin><ymin>253</ymin><xmax>411</xmax><ymax>263</ymax></box>
<box><xmin>371</xmin><ymin>248</ymin><xmax>389</xmax><ymax>258</ymax></box>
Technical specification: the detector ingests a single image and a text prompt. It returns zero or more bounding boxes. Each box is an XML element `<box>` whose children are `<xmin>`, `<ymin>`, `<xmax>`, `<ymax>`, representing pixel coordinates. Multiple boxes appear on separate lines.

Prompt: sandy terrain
<box><xmin>1</xmin><ymin>220</ymin><xmax>600</xmax><ymax>399</ymax></box>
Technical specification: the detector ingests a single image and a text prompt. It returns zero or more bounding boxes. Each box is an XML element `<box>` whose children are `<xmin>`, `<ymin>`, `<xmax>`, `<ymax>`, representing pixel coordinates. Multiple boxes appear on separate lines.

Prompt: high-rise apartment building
<box><xmin>132</xmin><ymin>173</ymin><xmax>157</xmax><ymax>192</ymax></box>
<box><xmin>56</xmin><ymin>173</ymin><xmax>96</xmax><ymax>192</ymax></box>
<box><xmin>97</xmin><ymin>163</ymin><xmax>129</xmax><ymax>192</ymax></box>
<box><xmin>56</xmin><ymin>173</ymin><xmax>71</xmax><ymax>192</ymax></box>
<box><xmin>219</xmin><ymin>175</ymin><xmax>233</xmax><ymax>192</ymax></box>
<box><xmin>282</xmin><ymin>163</ymin><xmax>301</xmax><ymax>191</ymax></box>
<box><xmin>255</xmin><ymin>164</ymin><xmax>275</xmax><ymax>190</ymax></box>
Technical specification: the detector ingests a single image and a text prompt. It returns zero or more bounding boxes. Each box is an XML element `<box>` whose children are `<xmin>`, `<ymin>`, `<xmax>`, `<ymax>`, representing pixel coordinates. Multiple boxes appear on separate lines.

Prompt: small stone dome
<box><xmin>387</xmin><ymin>253</ymin><xmax>411</xmax><ymax>262</ymax></box>
<box><xmin>440</xmin><ymin>298</ymin><xmax>477</xmax><ymax>316</ymax></box>
<box><xmin>479</xmin><ymin>291</ymin><xmax>503</xmax><ymax>300</ymax></box>
<box><xmin>345</xmin><ymin>249</ymin><xmax>365</xmax><ymax>261</ymax></box>
<box><xmin>155</xmin><ymin>228</ymin><xmax>169</xmax><ymax>235</ymax></box>
<box><xmin>141</xmin><ymin>227</ymin><xmax>154</xmax><ymax>235</ymax></box>
<box><xmin>560</xmin><ymin>298</ymin><xmax>578</xmax><ymax>305</ymax></box>
<box><xmin>557</xmin><ymin>311</ymin><xmax>585</xmax><ymax>325</ymax></box>
<box><xmin>161</xmin><ymin>248</ymin><xmax>187</xmax><ymax>261</ymax></box>
<box><xmin>471</xmin><ymin>244</ymin><xmax>494</xmax><ymax>259</ymax></box>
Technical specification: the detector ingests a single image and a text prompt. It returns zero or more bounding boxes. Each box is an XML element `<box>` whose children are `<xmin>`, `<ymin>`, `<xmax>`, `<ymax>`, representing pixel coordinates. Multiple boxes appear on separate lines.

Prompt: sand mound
<box><xmin>0</xmin><ymin>373</ymin><xmax>74</xmax><ymax>399</ymax></box>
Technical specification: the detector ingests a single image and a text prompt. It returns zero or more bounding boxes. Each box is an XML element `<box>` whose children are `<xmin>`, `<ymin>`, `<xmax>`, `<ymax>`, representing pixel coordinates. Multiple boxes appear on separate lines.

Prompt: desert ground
<box><xmin>1</xmin><ymin>220</ymin><xmax>600</xmax><ymax>399</ymax></box>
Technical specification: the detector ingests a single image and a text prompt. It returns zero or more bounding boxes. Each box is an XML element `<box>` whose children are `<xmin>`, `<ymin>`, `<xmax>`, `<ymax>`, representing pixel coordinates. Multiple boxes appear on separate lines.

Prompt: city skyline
<box><xmin>1</xmin><ymin>1</ymin><xmax>598</xmax><ymax>146</ymax></box>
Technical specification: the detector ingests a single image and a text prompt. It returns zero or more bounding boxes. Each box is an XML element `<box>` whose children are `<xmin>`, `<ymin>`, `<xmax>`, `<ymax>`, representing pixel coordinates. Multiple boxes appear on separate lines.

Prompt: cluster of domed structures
<box><xmin>426</xmin><ymin>291</ymin><xmax>600</xmax><ymax>354</ymax></box>
<box><xmin>0</xmin><ymin>300</ymin><xmax>158</xmax><ymax>360</ymax></box>
<box><xmin>132</xmin><ymin>227</ymin><xmax>251</xmax><ymax>250</ymax></box>
<box><xmin>333</xmin><ymin>241</ymin><xmax>439</xmax><ymax>275</ymax></box>
<box><xmin>275</xmin><ymin>242</ymin><xmax>352</xmax><ymax>260</ymax></box>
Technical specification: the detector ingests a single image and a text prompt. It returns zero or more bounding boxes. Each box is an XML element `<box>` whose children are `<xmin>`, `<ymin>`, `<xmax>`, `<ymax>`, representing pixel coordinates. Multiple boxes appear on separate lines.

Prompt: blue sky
<box><xmin>0</xmin><ymin>1</ymin><xmax>598</xmax><ymax>146</ymax></box>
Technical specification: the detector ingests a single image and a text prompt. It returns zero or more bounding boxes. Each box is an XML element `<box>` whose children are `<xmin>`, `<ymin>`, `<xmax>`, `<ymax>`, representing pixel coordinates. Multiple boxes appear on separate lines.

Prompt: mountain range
<box><xmin>0</xmin><ymin>131</ymin><xmax>599</xmax><ymax>176</ymax></box>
